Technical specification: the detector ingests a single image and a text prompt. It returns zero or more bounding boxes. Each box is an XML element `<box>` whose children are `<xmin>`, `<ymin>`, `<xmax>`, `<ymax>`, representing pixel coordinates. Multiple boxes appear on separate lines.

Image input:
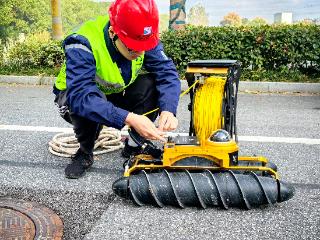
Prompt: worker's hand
<box><xmin>125</xmin><ymin>113</ymin><xmax>166</xmax><ymax>142</ymax></box>
<box><xmin>158</xmin><ymin>111</ymin><xmax>178</xmax><ymax>131</ymax></box>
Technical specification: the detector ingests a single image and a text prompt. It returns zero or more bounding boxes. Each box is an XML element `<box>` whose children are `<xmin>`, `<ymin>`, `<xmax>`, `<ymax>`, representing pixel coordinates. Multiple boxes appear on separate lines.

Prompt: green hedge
<box><xmin>161</xmin><ymin>24</ymin><xmax>320</xmax><ymax>80</ymax></box>
<box><xmin>0</xmin><ymin>32</ymin><xmax>63</xmax><ymax>76</ymax></box>
<box><xmin>1</xmin><ymin>25</ymin><xmax>319</xmax><ymax>82</ymax></box>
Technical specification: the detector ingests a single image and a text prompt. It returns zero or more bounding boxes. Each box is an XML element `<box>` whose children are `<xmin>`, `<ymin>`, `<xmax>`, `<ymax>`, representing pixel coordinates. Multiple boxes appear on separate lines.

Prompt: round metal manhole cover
<box><xmin>0</xmin><ymin>198</ymin><xmax>63</xmax><ymax>240</ymax></box>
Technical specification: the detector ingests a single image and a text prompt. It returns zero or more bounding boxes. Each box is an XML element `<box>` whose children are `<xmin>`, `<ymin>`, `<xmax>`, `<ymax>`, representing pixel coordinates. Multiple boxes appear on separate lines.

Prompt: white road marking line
<box><xmin>238</xmin><ymin>136</ymin><xmax>320</xmax><ymax>145</ymax></box>
<box><xmin>0</xmin><ymin>125</ymin><xmax>73</xmax><ymax>133</ymax></box>
<box><xmin>0</xmin><ymin>124</ymin><xmax>320</xmax><ymax>145</ymax></box>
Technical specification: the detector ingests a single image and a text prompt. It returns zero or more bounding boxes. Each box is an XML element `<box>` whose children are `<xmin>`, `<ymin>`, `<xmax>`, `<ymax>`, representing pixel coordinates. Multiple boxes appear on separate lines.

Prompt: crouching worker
<box><xmin>53</xmin><ymin>0</ymin><xmax>181</xmax><ymax>179</ymax></box>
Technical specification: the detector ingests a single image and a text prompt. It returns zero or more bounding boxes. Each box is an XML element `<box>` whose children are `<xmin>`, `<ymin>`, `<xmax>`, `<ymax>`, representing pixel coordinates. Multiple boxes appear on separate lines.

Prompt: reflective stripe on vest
<box><xmin>55</xmin><ymin>15</ymin><xmax>144</xmax><ymax>95</ymax></box>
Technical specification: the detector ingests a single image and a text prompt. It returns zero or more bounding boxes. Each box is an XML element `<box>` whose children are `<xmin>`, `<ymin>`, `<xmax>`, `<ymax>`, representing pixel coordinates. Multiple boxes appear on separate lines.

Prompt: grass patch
<box><xmin>0</xmin><ymin>66</ymin><xmax>60</xmax><ymax>77</ymax></box>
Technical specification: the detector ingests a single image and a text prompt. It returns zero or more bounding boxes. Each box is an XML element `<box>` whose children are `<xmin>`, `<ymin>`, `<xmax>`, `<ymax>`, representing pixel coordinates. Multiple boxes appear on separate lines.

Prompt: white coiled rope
<box><xmin>48</xmin><ymin>127</ymin><xmax>124</xmax><ymax>158</ymax></box>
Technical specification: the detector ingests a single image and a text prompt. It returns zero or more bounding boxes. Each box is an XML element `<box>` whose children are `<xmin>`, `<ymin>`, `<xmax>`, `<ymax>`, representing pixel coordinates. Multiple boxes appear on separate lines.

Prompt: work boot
<box><xmin>65</xmin><ymin>149</ymin><xmax>94</xmax><ymax>179</ymax></box>
<box><xmin>121</xmin><ymin>138</ymin><xmax>142</xmax><ymax>158</ymax></box>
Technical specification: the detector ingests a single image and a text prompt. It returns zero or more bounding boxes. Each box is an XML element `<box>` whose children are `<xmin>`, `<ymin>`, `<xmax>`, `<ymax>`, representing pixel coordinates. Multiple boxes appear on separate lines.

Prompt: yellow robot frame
<box><xmin>123</xmin><ymin>60</ymin><xmax>278</xmax><ymax>180</ymax></box>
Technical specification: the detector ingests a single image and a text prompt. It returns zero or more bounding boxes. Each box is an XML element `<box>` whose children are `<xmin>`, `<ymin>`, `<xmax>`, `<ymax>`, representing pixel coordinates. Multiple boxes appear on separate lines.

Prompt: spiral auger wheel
<box><xmin>113</xmin><ymin>169</ymin><xmax>294</xmax><ymax>209</ymax></box>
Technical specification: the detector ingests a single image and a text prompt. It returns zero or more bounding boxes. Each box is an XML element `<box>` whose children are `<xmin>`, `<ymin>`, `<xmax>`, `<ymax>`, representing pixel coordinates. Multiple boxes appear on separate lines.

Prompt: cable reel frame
<box><xmin>185</xmin><ymin>60</ymin><xmax>241</xmax><ymax>141</ymax></box>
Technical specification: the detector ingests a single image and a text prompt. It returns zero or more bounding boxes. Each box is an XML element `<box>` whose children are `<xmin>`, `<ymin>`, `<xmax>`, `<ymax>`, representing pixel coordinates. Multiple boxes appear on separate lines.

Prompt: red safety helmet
<box><xmin>109</xmin><ymin>0</ymin><xmax>159</xmax><ymax>52</ymax></box>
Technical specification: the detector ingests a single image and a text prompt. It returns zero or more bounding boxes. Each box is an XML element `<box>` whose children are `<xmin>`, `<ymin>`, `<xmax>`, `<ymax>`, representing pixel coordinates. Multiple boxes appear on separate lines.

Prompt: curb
<box><xmin>238</xmin><ymin>81</ymin><xmax>320</xmax><ymax>94</ymax></box>
<box><xmin>0</xmin><ymin>75</ymin><xmax>54</xmax><ymax>85</ymax></box>
<box><xmin>1</xmin><ymin>75</ymin><xmax>320</xmax><ymax>93</ymax></box>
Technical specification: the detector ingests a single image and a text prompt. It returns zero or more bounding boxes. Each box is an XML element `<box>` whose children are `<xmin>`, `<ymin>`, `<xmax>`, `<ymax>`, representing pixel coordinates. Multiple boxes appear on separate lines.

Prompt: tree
<box><xmin>242</xmin><ymin>17</ymin><xmax>268</xmax><ymax>26</ymax></box>
<box><xmin>220</xmin><ymin>12</ymin><xmax>242</xmax><ymax>26</ymax></box>
<box><xmin>61</xmin><ymin>0</ymin><xmax>110</xmax><ymax>34</ymax></box>
<box><xmin>297</xmin><ymin>18</ymin><xmax>315</xmax><ymax>25</ymax></box>
<box><xmin>250</xmin><ymin>17</ymin><xmax>268</xmax><ymax>26</ymax></box>
<box><xmin>0</xmin><ymin>0</ymin><xmax>110</xmax><ymax>42</ymax></box>
<box><xmin>0</xmin><ymin>0</ymin><xmax>51</xmax><ymax>41</ymax></box>
<box><xmin>187</xmin><ymin>3</ymin><xmax>209</xmax><ymax>26</ymax></box>
<box><xmin>242</xmin><ymin>18</ymin><xmax>250</xmax><ymax>25</ymax></box>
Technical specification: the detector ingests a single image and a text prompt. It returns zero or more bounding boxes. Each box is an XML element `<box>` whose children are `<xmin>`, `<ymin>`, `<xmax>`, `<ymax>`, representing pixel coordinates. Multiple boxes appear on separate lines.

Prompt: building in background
<box><xmin>274</xmin><ymin>12</ymin><xmax>293</xmax><ymax>24</ymax></box>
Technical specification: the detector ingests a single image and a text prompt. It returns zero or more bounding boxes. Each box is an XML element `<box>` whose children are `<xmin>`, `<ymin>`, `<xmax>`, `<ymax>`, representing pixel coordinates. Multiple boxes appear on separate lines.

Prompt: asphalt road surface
<box><xmin>0</xmin><ymin>84</ymin><xmax>319</xmax><ymax>240</ymax></box>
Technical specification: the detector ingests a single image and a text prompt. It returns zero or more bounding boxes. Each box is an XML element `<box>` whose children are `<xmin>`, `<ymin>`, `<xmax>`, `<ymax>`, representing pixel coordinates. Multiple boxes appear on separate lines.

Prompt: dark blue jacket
<box><xmin>54</xmin><ymin>22</ymin><xmax>181</xmax><ymax>129</ymax></box>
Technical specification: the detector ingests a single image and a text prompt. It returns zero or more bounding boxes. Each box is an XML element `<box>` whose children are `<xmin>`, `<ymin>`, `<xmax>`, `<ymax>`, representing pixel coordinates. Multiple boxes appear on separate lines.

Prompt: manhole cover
<box><xmin>0</xmin><ymin>198</ymin><xmax>63</xmax><ymax>240</ymax></box>
<box><xmin>0</xmin><ymin>208</ymin><xmax>36</xmax><ymax>239</ymax></box>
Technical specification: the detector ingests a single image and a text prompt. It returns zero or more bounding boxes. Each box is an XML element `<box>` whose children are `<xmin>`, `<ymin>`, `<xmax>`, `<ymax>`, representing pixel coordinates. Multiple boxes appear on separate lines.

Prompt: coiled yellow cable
<box><xmin>193</xmin><ymin>76</ymin><xmax>226</xmax><ymax>145</ymax></box>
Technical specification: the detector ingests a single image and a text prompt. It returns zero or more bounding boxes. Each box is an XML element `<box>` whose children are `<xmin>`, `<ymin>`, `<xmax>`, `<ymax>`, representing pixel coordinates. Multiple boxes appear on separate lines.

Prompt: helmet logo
<box><xmin>143</xmin><ymin>27</ymin><xmax>152</xmax><ymax>35</ymax></box>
